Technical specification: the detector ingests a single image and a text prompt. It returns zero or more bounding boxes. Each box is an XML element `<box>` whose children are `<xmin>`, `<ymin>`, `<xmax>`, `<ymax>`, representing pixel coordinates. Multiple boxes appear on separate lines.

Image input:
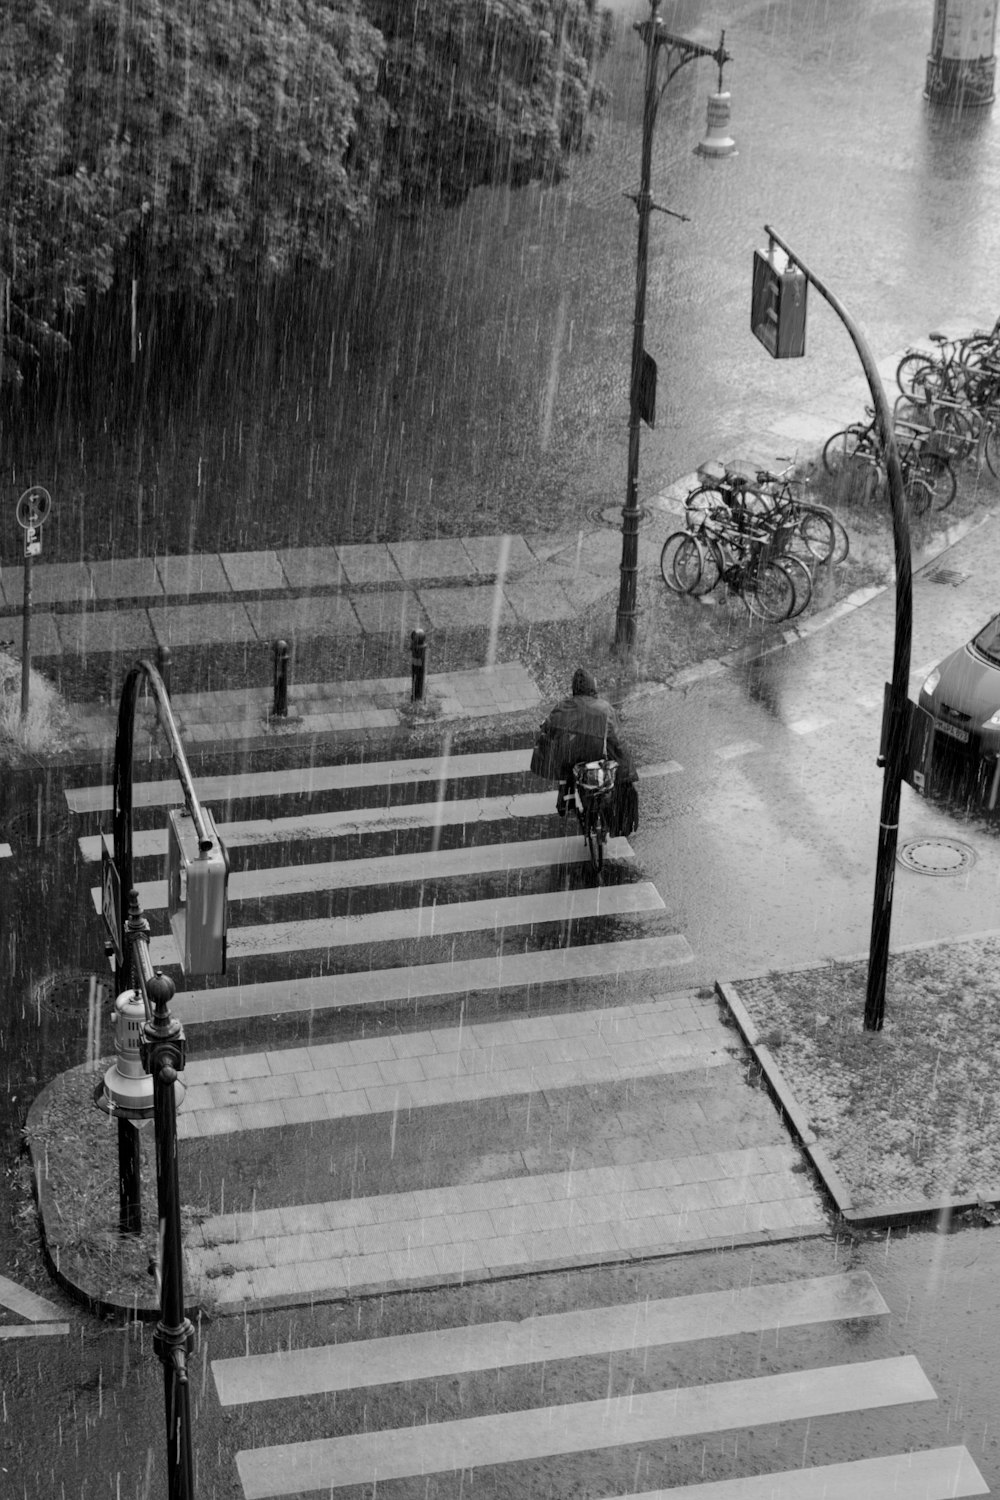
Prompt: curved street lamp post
<box><xmin>753</xmin><ymin>226</ymin><xmax>913</xmax><ymax>1033</ymax></box>
<box><xmin>616</xmin><ymin>2</ymin><xmax>734</xmax><ymax>648</ymax></box>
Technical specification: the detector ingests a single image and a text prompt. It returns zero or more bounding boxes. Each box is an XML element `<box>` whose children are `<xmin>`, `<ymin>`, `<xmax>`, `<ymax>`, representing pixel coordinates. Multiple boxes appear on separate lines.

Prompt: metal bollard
<box><xmin>156</xmin><ymin>645</ymin><xmax>172</xmax><ymax>699</ymax></box>
<box><xmin>272</xmin><ymin>638</ymin><xmax>289</xmax><ymax>718</ymax></box>
<box><xmin>410</xmin><ymin>629</ymin><xmax>427</xmax><ymax>702</ymax></box>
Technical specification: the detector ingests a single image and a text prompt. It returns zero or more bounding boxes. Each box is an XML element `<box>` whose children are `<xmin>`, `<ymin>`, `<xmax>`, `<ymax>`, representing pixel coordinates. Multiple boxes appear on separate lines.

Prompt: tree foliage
<box><xmin>0</xmin><ymin>0</ymin><xmax>608</xmax><ymax>386</ymax></box>
<box><xmin>370</xmin><ymin>0</ymin><xmax>610</xmax><ymax>205</ymax></box>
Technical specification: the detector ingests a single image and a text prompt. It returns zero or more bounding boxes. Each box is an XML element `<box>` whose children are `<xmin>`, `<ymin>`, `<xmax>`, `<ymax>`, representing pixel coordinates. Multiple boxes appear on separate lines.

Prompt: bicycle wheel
<box><xmin>795</xmin><ymin>508</ymin><xmax>837</xmax><ymax>563</ymax></box>
<box><xmin>918</xmin><ymin>453</ymin><xmax>958</xmax><ymax>509</ymax></box>
<box><xmin>743</xmin><ymin>560</ymin><xmax>796</xmax><ymax>622</ymax></box>
<box><xmin>585</xmin><ymin>800</ymin><xmax>606</xmax><ymax>874</ymax></box>
<box><xmin>671</xmin><ymin>534</ymin><xmax>709</xmax><ymax>594</ymax></box>
<box><xmin>660</xmin><ymin>531</ymin><xmax>699</xmax><ymax>592</ymax></box>
<box><xmin>822</xmin><ymin>425</ymin><xmax>874</xmax><ymax>476</ymax></box>
<box><xmin>695</xmin><ymin>535</ymin><xmax>724</xmax><ymax>594</ymax></box>
<box><xmin>902</xmin><ymin>465</ymin><xmax>933</xmax><ymax>515</ymax></box>
<box><xmin>896</xmin><ymin>353</ymin><xmax>937</xmax><ymax>397</ymax></box>
<box><xmin>780</xmin><ymin>553</ymin><xmax>813</xmax><ymax>619</ymax></box>
<box><xmin>683</xmin><ymin>485</ymin><xmax>727</xmax><ymax>529</ymax></box>
<box><xmin>984</xmin><ymin>417</ymin><xmax>1000</xmax><ymax>479</ymax></box>
<box><xmin>825</xmin><ymin>513</ymin><xmax>850</xmax><ymax>563</ymax></box>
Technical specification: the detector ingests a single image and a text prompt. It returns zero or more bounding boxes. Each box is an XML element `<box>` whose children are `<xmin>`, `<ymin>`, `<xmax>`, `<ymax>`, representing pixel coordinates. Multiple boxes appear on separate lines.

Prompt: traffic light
<box><xmin>166</xmin><ymin>807</ymin><xmax>229</xmax><ymax>975</ymax></box>
<box><xmin>751</xmin><ymin>247</ymin><xmax>807</xmax><ymax>359</ymax></box>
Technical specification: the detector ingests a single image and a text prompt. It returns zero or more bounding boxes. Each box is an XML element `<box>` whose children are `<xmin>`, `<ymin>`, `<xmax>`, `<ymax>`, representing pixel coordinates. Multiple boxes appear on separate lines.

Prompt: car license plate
<box><xmin>936</xmin><ymin>720</ymin><xmax>969</xmax><ymax>743</ymax></box>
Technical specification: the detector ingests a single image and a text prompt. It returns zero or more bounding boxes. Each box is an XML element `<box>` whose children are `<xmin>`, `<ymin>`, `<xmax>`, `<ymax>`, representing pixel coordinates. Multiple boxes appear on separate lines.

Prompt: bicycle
<box><xmin>570</xmin><ymin>758</ymin><xmax>617</xmax><ymax>874</ymax></box>
<box><xmin>751</xmin><ymin>467</ymin><xmax>846</xmax><ymax>565</ymax></box>
<box><xmin>665</xmin><ymin>518</ymin><xmax>798</xmax><ymax>622</ymax></box>
<box><xmin>822</xmin><ymin>407</ymin><xmax>957</xmax><ymax>511</ymax></box>
<box><xmin>896</xmin><ymin>320</ymin><xmax>1000</xmax><ymax>399</ymax></box>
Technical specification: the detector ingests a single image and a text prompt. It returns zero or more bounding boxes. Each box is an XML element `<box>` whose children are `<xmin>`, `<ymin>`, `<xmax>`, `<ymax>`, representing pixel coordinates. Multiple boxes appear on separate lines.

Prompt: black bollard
<box><xmin>410</xmin><ymin>629</ymin><xmax>427</xmax><ymax>702</ymax></box>
<box><xmin>272</xmin><ymin>638</ymin><xmax>289</xmax><ymax>718</ymax></box>
<box><xmin>156</xmin><ymin>645</ymin><xmax>172</xmax><ymax>699</ymax></box>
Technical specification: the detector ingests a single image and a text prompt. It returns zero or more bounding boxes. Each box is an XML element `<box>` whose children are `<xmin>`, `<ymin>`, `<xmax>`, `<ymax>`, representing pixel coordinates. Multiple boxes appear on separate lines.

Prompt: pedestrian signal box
<box><xmin>751</xmin><ymin>247</ymin><xmax>807</xmax><ymax>359</ymax></box>
<box><xmin>166</xmin><ymin>807</ymin><xmax>229</xmax><ymax>975</ymax></box>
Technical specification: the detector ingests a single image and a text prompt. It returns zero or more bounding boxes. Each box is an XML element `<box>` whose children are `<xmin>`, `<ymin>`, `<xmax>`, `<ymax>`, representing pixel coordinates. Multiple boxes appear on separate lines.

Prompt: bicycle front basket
<box><xmin>930</xmin><ymin>430</ymin><xmax>961</xmax><ymax>460</ymax></box>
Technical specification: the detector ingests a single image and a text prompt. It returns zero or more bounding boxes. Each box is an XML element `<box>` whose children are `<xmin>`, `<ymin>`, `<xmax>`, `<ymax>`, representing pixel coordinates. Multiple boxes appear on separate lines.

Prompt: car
<box><xmin>919</xmin><ymin>612</ymin><xmax>1000</xmax><ymax>805</ymax></box>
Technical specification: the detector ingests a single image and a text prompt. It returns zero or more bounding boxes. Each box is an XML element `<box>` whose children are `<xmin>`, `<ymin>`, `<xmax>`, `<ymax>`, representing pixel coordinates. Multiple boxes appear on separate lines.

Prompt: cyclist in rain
<box><xmin>531</xmin><ymin>668</ymin><xmax>638</xmax><ymax>831</ymax></box>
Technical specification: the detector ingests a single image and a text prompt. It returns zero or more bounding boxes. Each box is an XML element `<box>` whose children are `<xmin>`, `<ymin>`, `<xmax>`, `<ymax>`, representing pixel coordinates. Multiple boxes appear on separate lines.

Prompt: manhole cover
<box><xmin>896</xmin><ymin>837</ymin><xmax>977</xmax><ymax>875</ymax></box>
<box><xmin>589</xmin><ymin>504</ymin><xmax>653</xmax><ymax>530</ymax></box>
<box><xmin>31</xmin><ymin>971</ymin><xmax>112</xmax><ymax>1024</ymax></box>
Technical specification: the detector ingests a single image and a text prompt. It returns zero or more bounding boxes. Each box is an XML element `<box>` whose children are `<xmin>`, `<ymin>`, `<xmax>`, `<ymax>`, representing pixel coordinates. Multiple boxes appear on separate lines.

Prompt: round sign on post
<box><xmin>16</xmin><ymin>486</ymin><xmax>52</xmax><ymax>529</ymax></box>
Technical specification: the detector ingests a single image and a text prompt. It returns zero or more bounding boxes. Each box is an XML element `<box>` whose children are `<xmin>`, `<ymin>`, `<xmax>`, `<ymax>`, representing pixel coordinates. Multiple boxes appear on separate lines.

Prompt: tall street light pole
<box><xmin>616</xmin><ymin>3</ymin><xmax>734</xmax><ymax>649</ymax></box>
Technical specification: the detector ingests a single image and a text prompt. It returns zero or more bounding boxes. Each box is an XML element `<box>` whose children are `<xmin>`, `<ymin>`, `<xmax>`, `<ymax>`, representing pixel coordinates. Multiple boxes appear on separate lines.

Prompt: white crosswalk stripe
<box><xmin>90</xmin><ymin>834</ymin><xmax>636</xmax><ymax>913</ymax></box>
<box><xmin>77</xmin><ymin>789</ymin><xmax>559</xmax><ymax>860</ymax></box>
<box><xmin>170</xmin><ymin>935</ymin><xmax>694</xmax><ymax>1025</ymax></box>
<box><xmin>66</xmin><ymin>748</ymin><xmax>535</xmax><ymax>813</ymax></box>
<box><xmin>149</xmin><ymin>880</ymin><xmax>666</xmax><ymax>966</ymax></box>
<box><xmin>211</xmin><ymin>1270</ymin><xmax>887</xmax><ymax>1401</ymax></box>
<box><xmin>0</xmin><ymin>1273</ymin><xmax>70</xmax><ymax>1340</ymax></box>
<box><xmin>209</xmin><ymin>1270</ymin><xmax>987</xmax><ymax>1500</ymax></box>
<box><xmin>237</xmin><ymin>1360</ymin><xmax>937</xmax><ymax>1495</ymax></box>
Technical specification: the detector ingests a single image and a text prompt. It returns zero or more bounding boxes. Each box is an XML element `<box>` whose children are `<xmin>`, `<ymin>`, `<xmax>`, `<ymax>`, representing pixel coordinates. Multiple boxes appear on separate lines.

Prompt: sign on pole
<box><xmin>101</xmin><ymin>834</ymin><xmax>123</xmax><ymax>966</ymax></box>
<box><xmin>14</xmin><ymin>487</ymin><xmax>52</xmax><ymax>721</ymax></box>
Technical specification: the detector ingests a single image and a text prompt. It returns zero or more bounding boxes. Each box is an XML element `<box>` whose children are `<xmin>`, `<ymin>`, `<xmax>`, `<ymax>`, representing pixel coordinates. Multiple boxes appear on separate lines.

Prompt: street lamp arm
<box><xmin>634</xmin><ymin>25</ymin><xmax>731</xmax><ymax>94</ymax></box>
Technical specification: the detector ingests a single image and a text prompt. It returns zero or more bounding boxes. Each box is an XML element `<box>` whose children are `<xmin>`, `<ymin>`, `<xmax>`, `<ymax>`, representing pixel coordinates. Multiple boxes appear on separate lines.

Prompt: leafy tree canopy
<box><xmin>0</xmin><ymin>0</ymin><xmax>608</xmax><ymax>386</ymax></box>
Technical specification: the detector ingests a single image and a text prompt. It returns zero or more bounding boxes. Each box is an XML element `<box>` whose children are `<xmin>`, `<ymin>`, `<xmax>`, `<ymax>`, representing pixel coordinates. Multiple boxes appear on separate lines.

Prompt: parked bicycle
<box><xmin>822</xmin><ymin>406</ymin><xmax>957</xmax><ymax>511</ymax></box>
<box><xmin>896</xmin><ymin>318</ymin><xmax>1000</xmax><ymax>401</ymax></box>
<box><xmin>661</xmin><ymin>514</ymin><xmax>800</xmax><ymax>622</ymax></box>
<box><xmin>685</xmin><ymin>465</ymin><xmax>848</xmax><ymax>565</ymax></box>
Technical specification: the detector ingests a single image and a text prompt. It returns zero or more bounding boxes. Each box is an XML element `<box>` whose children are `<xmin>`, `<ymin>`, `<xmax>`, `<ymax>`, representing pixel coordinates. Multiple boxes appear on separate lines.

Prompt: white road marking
<box><xmin>212</xmin><ymin>1270</ymin><xmax>887</xmax><ymax>1403</ymax></box>
<box><xmin>171</xmin><ymin>936</ymin><xmax>695</xmax><ymax>1026</ymax></box>
<box><xmin>149</xmin><ymin>882</ymin><xmax>667</xmax><ymax>966</ymax></box>
<box><xmin>89</xmin><ymin>835</ymin><xmax>636</xmax><ymax>913</ymax></box>
<box><xmin>714</xmin><ymin>741</ymin><xmax>762</xmax><ymax>760</ymax></box>
<box><xmin>234</xmin><ymin>1357</ymin><xmax>935</xmax><ymax>1496</ymax></box>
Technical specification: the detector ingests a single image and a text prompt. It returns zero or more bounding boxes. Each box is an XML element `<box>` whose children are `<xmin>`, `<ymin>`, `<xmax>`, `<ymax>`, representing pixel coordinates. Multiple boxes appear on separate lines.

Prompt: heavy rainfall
<box><xmin>2</xmin><ymin>0</ymin><xmax>1000</xmax><ymax>1497</ymax></box>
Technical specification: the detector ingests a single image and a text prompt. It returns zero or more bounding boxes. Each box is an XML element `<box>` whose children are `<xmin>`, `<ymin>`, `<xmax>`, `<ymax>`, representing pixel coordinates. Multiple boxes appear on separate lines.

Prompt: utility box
<box><xmin>166</xmin><ymin>807</ymin><xmax>229</xmax><ymax>975</ymax></box>
<box><xmin>751</xmin><ymin>248</ymin><xmax>807</xmax><ymax>359</ymax></box>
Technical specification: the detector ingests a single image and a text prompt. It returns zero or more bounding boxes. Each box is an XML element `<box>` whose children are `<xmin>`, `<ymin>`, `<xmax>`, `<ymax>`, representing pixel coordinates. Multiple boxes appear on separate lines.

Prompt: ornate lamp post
<box><xmin>616</xmin><ymin>2</ymin><xmax>735</xmax><ymax>649</ymax></box>
<box><xmin>94</xmin><ymin>658</ymin><xmax>228</xmax><ymax>1499</ymax></box>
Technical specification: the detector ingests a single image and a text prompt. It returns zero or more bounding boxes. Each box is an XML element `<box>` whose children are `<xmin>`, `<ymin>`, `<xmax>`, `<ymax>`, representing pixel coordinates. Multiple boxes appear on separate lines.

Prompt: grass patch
<box><xmin>0</xmin><ymin>649</ymin><xmax>84</xmax><ymax>762</ymax></box>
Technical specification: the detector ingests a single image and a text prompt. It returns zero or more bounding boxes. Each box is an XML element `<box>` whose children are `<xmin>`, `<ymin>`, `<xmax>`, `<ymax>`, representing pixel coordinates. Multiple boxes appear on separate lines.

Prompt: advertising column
<box><xmin>926</xmin><ymin>0</ymin><xmax>997</xmax><ymax>106</ymax></box>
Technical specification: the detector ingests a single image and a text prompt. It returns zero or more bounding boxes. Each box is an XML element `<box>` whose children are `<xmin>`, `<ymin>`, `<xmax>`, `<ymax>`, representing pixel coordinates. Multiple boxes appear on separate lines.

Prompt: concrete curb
<box><xmin>714</xmin><ymin>976</ymin><xmax>1000</xmax><ymax>1233</ymax></box>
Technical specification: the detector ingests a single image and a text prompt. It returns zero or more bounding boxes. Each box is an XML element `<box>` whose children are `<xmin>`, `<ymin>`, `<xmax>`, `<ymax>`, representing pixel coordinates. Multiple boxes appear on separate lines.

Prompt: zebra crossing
<box><xmin>70</xmin><ymin>742</ymin><xmax>830</xmax><ymax>1311</ymax></box>
<box><xmin>206</xmin><ymin>1267</ymin><xmax>987</xmax><ymax>1499</ymax></box>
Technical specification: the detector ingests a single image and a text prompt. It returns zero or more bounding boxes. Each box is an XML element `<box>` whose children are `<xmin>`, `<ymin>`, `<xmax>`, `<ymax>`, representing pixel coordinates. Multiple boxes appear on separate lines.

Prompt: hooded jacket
<box><xmin>536</xmin><ymin>681</ymin><xmax>636</xmax><ymax>783</ymax></box>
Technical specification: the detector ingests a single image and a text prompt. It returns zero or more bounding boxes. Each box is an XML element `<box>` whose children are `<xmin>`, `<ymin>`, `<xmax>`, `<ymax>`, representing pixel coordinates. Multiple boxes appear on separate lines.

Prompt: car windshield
<box><xmin>972</xmin><ymin>616</ymin><xmax>1000</xmax><ymax>664</ymax></box>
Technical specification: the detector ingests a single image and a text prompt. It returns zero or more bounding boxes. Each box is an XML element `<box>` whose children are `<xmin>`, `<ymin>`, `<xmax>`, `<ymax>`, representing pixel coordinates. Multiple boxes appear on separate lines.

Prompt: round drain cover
<box><xmin>897</xmin><ymin>837</ymin><xmax>977</xmax><ymax>876</ymax></box>
<box><xmin>589</xmin><ymin>504</ymin><xmax>653</xmax><ymax>530</ymax></box>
